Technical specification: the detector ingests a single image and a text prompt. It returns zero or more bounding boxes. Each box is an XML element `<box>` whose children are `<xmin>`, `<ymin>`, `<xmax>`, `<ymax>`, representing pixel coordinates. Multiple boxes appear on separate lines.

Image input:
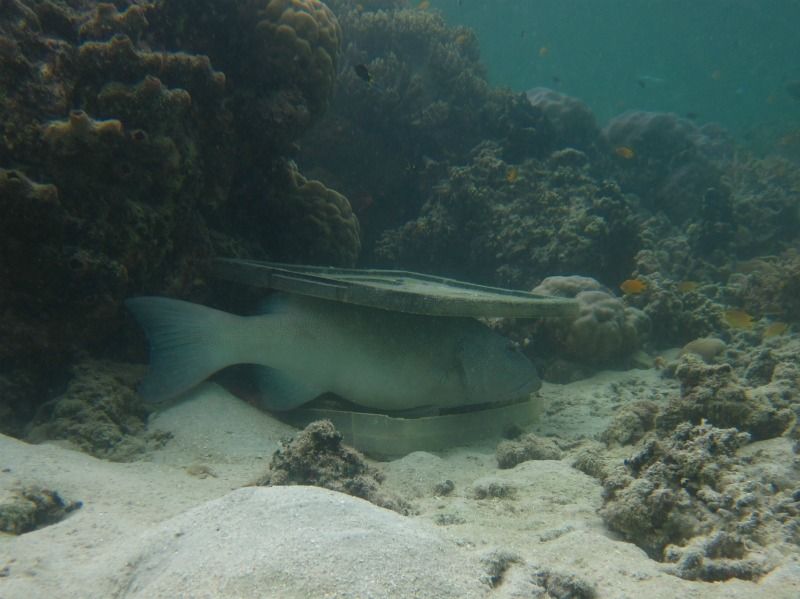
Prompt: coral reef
<box><xmin>729</xmin><ymin>250</ymin><xmax>800</xmax><ymax>324</ymax></box>
<box><xmin>25</xmin><ymin>360</ymin><xmax>172</xmax><ymax>461</ymax></box>
<box><xmin>603</xmin><ymin>111</ymin><xmax>733</xmax><ymax>227</ymax></box>
<box><xmin>263</xmin><ymin>165</ymin><xmax>361</xmax><ymax>266</ymax></box>
<box><xmin>254</xmin><ymin>420</ymin><xmax>411</xmax><ymax>514</ymax></box>
<box><xmin>1</xmin><ymin>0</ymin><xmax>361</xmax><ymax>429</ymax></box>
<box><xmin>599</xmin><ymin>400</ymin><xmax>659</xmax><ymax>447</ymax></box>
<box><xmin>0</xmin><ymin>486</ymin><xmax>82</xmax><ymax>535</ymax></box>
<box><xmin>679</xmin><ymin>337</ymin><xmax>727</xmax><ymax>363</ymax></box>
<box><xmin>496</xmin><ymin>433</ymin><xmax>563</xmax><ymax>469</ymax></box>
<box><xmin>376</xmin><ymin>143</ymin><xmax>642</xmax><ymax>288</ymax></box>
<box><xmin>298</xmin><ymin>5</ymin><xmax>552</xmax><ymax>253</ymax></box>
<box><xmin>657</xmin><ymin>354</ymin><xmax>793</xmax><ymax>441</ymax></box>
<box><xmin>599</xmin><ymin>422</ymin><xmax>790</xmax><ymax>581</ymax></box>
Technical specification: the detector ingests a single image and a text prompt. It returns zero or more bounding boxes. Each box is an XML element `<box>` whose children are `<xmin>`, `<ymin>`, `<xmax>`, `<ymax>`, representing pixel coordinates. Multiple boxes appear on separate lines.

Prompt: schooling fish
<box><xmin>126</xmin><ymin>294</ymin><xmax>540</xmax><ymax>412</ymax></box>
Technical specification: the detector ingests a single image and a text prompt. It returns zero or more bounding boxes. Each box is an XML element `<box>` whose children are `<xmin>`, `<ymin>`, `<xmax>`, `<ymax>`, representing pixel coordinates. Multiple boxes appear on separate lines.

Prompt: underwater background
<box><xmin>437</xmin><ymin>0</ymin><xmax>800</xmax><ymax>152</ymax></box>
<box><xmin>1</xmin><ymin>1</ymin><xmax>800</xmax><ymax>595</ymax></box>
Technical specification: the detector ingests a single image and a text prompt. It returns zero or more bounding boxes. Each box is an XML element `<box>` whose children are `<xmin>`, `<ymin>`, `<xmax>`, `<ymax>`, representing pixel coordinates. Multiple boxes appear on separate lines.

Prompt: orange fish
<box><xmin>620</xmin><ymin>279</ymin><xmax>647</xmax><ymax>295</ymax></box>
<box><xmin>763</xmin><ymin>322</ymin><xmax>789</xmax><ymax>338</ymax></box>
<box><xmin>614</xmin><ymin>146</ymin><xmax>635</xmax><ymax>159</ymax></box>
<box><xmin>417</xmin><ymin>0</ymin><xmax>430</xmax><ymax>9</ymax></box>
<box><xmin>505</xmin><ymin>167</ymin><xmax>519</xmax><ymax>184</ymax></box>
<box><xmin>723</xmin><ymin>309</ymin><xmax>754</xmax><ymax>330</ymax></box>
<box><xmin>677</xmin><ymin>281</ymin><xmax>699</xmax><ymax>293</ymax></box>
<box><xmin>711</xmin><ymin>69</ymin><xmax>723</xmax><ymax>81</ymax></box>
<box><xmin>538</xmin><ymin>46</ymin><xmax>549</xmax><ymax>57</ymax></box>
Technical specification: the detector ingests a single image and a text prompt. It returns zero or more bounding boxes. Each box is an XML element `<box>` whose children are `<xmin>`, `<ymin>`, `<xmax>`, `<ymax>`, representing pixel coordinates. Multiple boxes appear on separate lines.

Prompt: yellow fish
<box><xmin>505</xmin><ymin>167</ymin><xmax>519</xmax><ymax>184</ymax></box>
<box><xmin>677</xmin><ymin>281</ymin><xmax>699</xmax><ymax>293</ymax></box>
<box><xmin>418</xmin><ymin>0</ymin><xmax>430</xmax><ymax>9</ymax></box>
<box><xmin>614</xmin><ymin>146</ymin><xmax>635</xmax><ymax>159</ymax></box>
<box><xmin>723</xmin><ymin>309</ymin><xmax>754</xmax><ymax>330</ymax></box>
<box><xmin>620</xmin><ymin>279</ymin><xmax>647</xmax><ymax>295</ymax></box>
<box><xmin>538</xmin><ymin>46</ymin><xmax>549</xmax><ymax>57</ymax></box>
<box><xmin>763</xmin><ymin>322</ymin><xmax>789</xmax><ymax>339</ymax></box>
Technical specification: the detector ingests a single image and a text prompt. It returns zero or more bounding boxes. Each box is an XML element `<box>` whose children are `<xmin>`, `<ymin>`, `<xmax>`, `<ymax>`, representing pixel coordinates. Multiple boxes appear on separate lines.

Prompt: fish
<box><xmin>763</xmin><ymin>321</ymin><xmax>789</xmax><ymax>338</ymax></box>
<box><xmin>619</xmin><ymin>279</ymin><xmax>647</xmax><ymax>295</ymax></box>
<box><xmin>353</xmin><ymin>63</ymin><xmax>372</xmax><ymax>84</ymax></box>
<box><xmin>676</xmin><ymin>281</ymin><xmax>700</xmax><ymax>293</ymax></box>
<box><xmin>636</xmin><ymin>75</ymin><xmax>666</xmax><ymax>88</ymax></box>
<box><xmin>538</xmin><ymin>46</ymin><xmax>549</xmax><ymax>57</ymax></box>
<box><xmin>614</xmin><ymin>146</ymin><xmax>635</xmax><ymax>159</ymax></box>
<box><xmin>126</xmin><ymin>294</ymin><xmax>541</xmax><ymax>412</ymax></box>
<box><xmin>417</xmin><ymin>0</ymin><xmax>430</xmax><ymax>10</ymax></box>
<box><xmin>505</xmin><ymin>166</ymin><xmax>519</xmax><ymax>183</ymax></box>
<box><xmin>723</xmin><ymin>309</ymin><xmax>754</xmax><ymax>330</ymax></box>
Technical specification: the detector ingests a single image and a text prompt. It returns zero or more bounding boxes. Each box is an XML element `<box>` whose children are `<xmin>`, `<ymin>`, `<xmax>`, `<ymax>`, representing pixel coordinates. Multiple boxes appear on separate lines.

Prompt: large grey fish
<box><xmin>126</xmin><ymin>294</ymin><xmax>540</xmax><ymax>411</ymax></box>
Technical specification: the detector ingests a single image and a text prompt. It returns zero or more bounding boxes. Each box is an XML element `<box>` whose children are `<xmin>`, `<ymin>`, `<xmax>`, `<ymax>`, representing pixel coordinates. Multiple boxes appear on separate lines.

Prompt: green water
<box><xmin>435</xmin><ymin>0</ymin><xmax>800</xmax><ymax>150</ymax></box>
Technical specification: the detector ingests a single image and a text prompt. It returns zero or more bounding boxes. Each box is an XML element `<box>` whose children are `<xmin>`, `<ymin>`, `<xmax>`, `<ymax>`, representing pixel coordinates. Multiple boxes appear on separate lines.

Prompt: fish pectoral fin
<box><xmin>253</xmin><ymin>366</ymin><xmax>324</xmax><ymax>411</ymax></box>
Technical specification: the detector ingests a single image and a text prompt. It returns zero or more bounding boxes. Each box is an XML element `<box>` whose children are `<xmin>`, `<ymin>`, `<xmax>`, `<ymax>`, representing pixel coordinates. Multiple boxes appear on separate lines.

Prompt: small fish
<box><xmin>763</xmin><ymin>321</ymin><xmax>789</xmax><ymax>338</ymax></box>
<box><xmin>620</xmin><ymin>279</ymin><xmax>647</xmax><ymax>295</ymax></box>
<box><xmin>711</xmin><ymin>69</ymin><xmax>723</xmax><ymax>81</ymax></box>
<box><xmin>354</xmin><ymin>63</ymin><xmax>372</xmax><ymax>84</ymax></box>
<box><xmin>677</xmin><ymin>281</ymin><xmax>699</xmax><ymax>293</ymax></box>
<box><xmin>723</xmin><ymin>309</ymin><xmax>754</xmax><ymax>330</ymax></box>
<box><xmin>417</xmin><ymin>0</ymin><xmax>430</xmax><ymax>10</ymax></box>
<box><xmin>636</xmin><ymin>75</ymin><xmax>666</xmax><ymax>88</ymax></box>
<box><xmin>684</xmin><ymin>111</ymin><xmax>699</xmax><ymax>120</ymax></box>
<box><xmin>551</xmin><ymin>75</ymin><xmax>561</xmax><ymax>85</ymax></box>
<box><xmin>538</xmin><ymin>46</ymin><xmax>549</xmax><ymax>57</ymax></box>
<box><xmin>505</xmin><ymin>166</ymin><xmax>519</xmax><ymax>183</ymax></box>
<box><xmin>126</xmin><ymin>294</ymin><xmax>540</xmax><ymax>411</ymax></box>
<box><xmin>614</xmin><ymin>146</ymin><xmax>635</xmax><ymax>159</ymax></box>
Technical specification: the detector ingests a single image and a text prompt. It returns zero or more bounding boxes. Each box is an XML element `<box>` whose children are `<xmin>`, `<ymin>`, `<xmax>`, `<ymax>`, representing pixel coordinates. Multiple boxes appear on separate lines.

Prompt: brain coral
<box><xmin>249</xmin><ymin>0</ymin><xmax>342</xmax><ymax>120</ymax></box>
<box><xmin>525</xmin><ymin>87</ymin><xmax>601</xmax><ymax>152</ymax></box>
<box><xmin>265</xmin><ymin>165</ymin><xmax>361</xmax><ymax>267</ymax></box>
<box><xmin>531</xmin><ymin>276</ymin><xmax>650</xmax><ymax>365</ymax></box>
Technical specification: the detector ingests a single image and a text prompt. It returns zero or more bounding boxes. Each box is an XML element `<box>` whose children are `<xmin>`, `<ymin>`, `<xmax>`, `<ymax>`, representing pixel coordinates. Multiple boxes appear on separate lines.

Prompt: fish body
<box><xmin>614</xmin><ymin>146</ymin><xmax>635</xmax><ymax>159</ymax></box>
<box><xmin>353</xmin><ymin>63</ymin><xmax>372</xmax><ymax>84</ymax></box>
<box><xmin>126</xmin><ymin>294</ymin><xmax>540</xmax><ymax>412</ymax></box>
<box><xmin>619</xmin><ymin>278</ymin><xmax>646</xmax><ymax>294</ymax></box>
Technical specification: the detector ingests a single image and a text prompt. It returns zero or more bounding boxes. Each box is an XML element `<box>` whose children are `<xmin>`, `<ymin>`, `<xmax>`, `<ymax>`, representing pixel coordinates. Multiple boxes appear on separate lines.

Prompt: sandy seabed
<box><xmin>1</xmin><ymin>368</ymin><xmax>799</xmax><ymax>599</ymax></box>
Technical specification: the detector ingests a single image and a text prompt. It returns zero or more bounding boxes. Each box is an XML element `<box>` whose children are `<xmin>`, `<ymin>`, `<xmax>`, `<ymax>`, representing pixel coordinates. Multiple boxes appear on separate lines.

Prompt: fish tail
<box><xmin>126</xmin><ymin>297</ymin><xmax>243</xmax><ymax>402</ymax></box>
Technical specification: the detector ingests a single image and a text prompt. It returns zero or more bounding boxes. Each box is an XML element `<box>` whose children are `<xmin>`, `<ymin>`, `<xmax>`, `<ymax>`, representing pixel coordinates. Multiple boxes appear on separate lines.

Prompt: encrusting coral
<box><xmin>253</xmin><ymin>420</ymin><xmax>410</xmax><ymax>514</ymax></box>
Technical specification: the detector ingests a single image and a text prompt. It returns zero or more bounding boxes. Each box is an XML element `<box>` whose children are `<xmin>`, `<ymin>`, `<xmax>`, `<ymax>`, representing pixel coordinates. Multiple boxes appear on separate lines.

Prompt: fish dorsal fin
<box><xmin>252</xmin><ymin>365</ymin><xmax>325</xmax><ymax>411</ymax></box>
